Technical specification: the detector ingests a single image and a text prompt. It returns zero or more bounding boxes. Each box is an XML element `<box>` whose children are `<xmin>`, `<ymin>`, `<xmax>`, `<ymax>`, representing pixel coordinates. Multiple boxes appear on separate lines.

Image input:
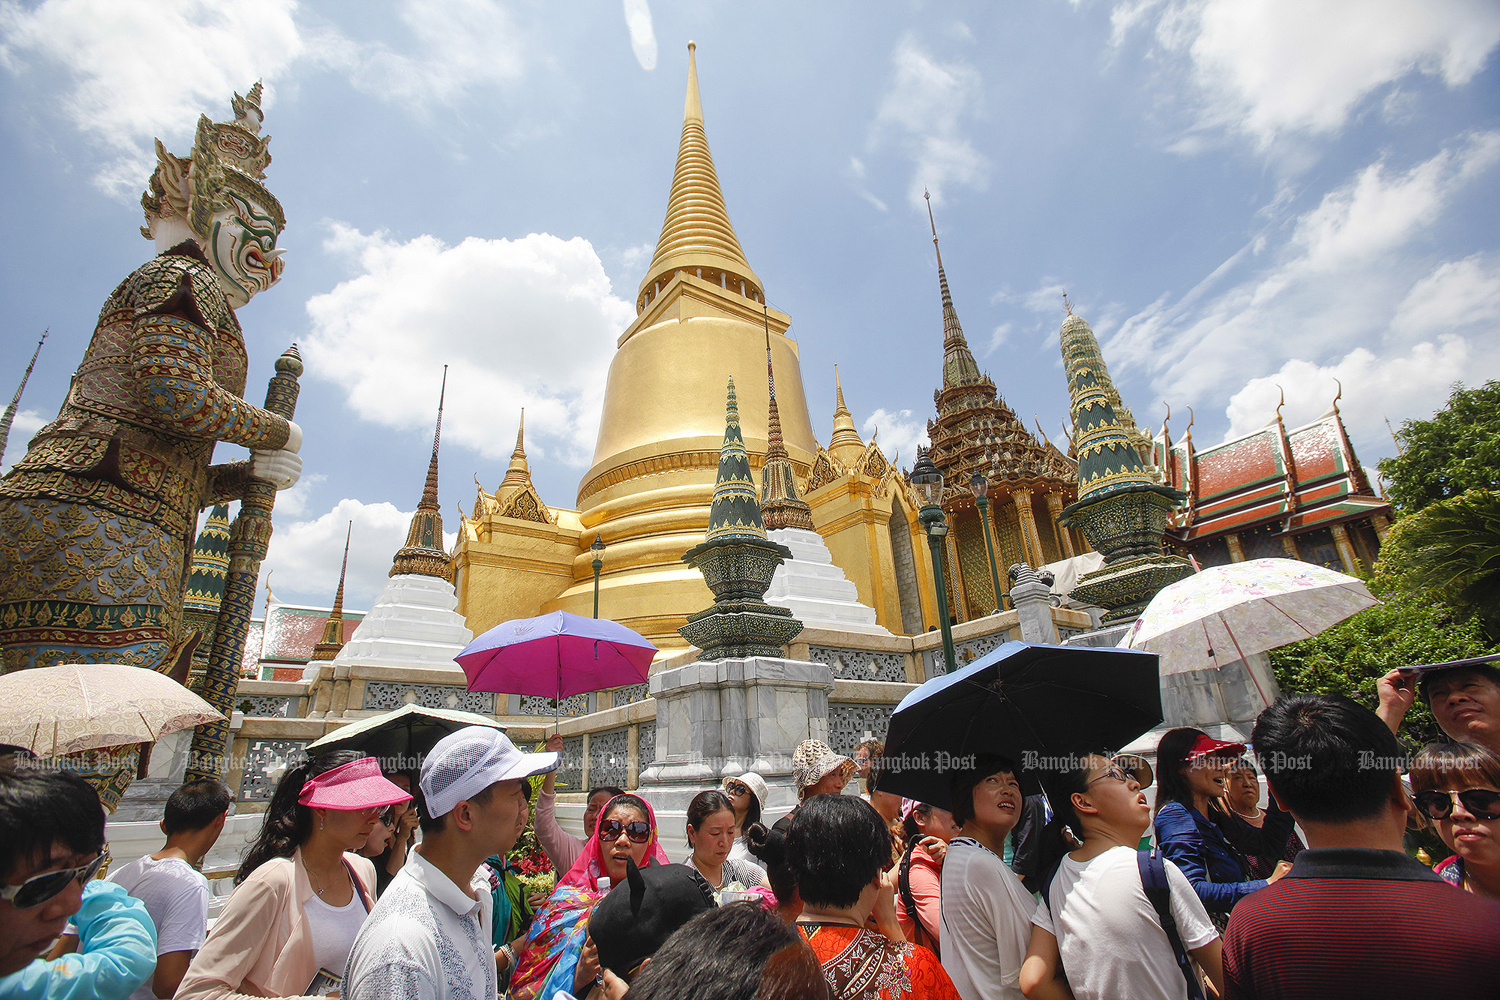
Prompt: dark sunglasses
<box><xmin>1414</xmin><ymin>788</ymin><xmax>1500</xmax><ymax>822</ymax></box>
<box><xmin>598</xmin><ymin>818</ymin><xmax>652</xmax><ymax>844</ymax></box>
<box><xmin>725</xmin><ymin>781</ymin><xmax>750</xmax><ymax>796</ymax></box>
<box><xmin>1</xmin><ymin>851</ymin><xmax>107</xmax><ymax>910</ymax></box>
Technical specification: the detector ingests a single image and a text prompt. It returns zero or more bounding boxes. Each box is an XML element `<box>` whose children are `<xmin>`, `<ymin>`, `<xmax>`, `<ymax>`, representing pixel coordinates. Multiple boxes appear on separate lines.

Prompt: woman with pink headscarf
<box><xmin>510</xmin><ymin>793</ymin><xmax>669</xmax><ymax>1000</ymax></box>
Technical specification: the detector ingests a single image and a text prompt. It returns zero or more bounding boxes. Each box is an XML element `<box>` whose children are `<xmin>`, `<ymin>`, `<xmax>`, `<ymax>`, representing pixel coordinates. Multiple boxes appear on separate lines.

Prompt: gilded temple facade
<box><xmin>453</xmin><ymin>46</ymin><xmax>942</xmax><ymax>647</ymax></box>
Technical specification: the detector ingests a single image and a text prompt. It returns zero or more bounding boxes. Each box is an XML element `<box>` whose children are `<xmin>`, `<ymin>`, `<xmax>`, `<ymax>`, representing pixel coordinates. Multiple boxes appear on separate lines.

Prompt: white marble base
<box><xmin>316</xmin><ymin>574</ymin><xmax>473</xmax><ymax>678</ymax></box>
<box><xmin>764</xmin><ymin>528</ymin><xmax>890</xmax><ymax>635</ymax></box>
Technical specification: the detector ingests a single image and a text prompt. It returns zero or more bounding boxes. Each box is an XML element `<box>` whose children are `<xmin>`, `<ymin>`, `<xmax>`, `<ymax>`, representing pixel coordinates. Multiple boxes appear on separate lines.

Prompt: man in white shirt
<box><xmin>106</xmin><ymin>778</ymin><xmax>229</xmax><ymax>1000</ymax></box>
<box><xmin>345</xmin><ymin>727</ymin><xmax>558</xmax><ymax>1000</ymax></box>
<box><xmin>939</xmin><ymin>755</ymin><xmax>1035</xmax><ymax>1000</ymax></box>
<box><xmin>1021</xmin><ymin>753</ymin><xmax>1221</xmax><ymax>1000</ymax></box>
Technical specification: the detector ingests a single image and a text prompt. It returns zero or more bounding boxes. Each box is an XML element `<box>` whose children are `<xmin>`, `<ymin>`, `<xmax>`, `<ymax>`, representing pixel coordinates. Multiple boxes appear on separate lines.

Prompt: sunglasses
<box><xmin>1</xmin><ymin>851</ymin><xmax>107</xmax><ymax>910</ymax></box>
<box><xmin>1414</xmin><ymin>788</ymin><xmax>1500</xmax><ymax>822</ymax></box>
<box><xmin>1085</xmin><ymin>755</ymin><xmax>1155</xmax><ymax>790</ymax></box>
<box><xmin>598</xmin><ymin>819</ymin><xmax>652</xmax><ymax>844</ymax></box>
<box><xmin>725</xmin><ymin>781</ymin><xmax>749</xmax><ymax>796</ymax></box>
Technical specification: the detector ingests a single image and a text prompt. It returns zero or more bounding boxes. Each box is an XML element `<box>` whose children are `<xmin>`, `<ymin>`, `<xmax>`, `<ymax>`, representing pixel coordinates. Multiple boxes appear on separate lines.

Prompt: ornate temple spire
<box><xmin>828</xmin><ymin>364</ymin><xmax>865</xmax><ymax>463</ymax></box>
<box><xmin>0</xmin><ymin>329</ymin><xmax>46</xmax><ymax>469</ymax></box>
<box><xmin>1062</xmin><ymin>319</ymin><xmax>1154</xmax><ymax>503</ymax></box>
<box><xmin>924</xmin><ymin>190</ymin><xmax>981</xmax><ymax>387</ymax></box>
<box><xmin>1058</xmin><ymin>306</ymin><xmax>1156</xmax><ymax>469</ymax></box>
<box><xmin>310</xmin><ymin>522</ymin><xmax>351</xmax><ymax>662</ymax></box>
<box><xmin>391</xmin><ymin>367</ymin><xmax>453</xmax><ymax>580</ymax></box>
<box><xmin>182</xmin><ymin>504</ymin><xmax>232</xmax><ymax>613</ymax></box>
<box><xmin>760</xmin><ymin>317</ymin><xmax>815</xmax><ymax>531</ymax></box>
<box><xmin>705</xmin><ymin>377</ymin><xmax>767</xmax><ymax>542</ymax></box>
<box><xmin>501</xmin><ymin>409</ymin><xmax>530</xmax><ymax>487</ymax></box>
<box><xmin>637</xmin><ymin>42</ymin><xmax>762</xmax><ymax>312</ymax></box>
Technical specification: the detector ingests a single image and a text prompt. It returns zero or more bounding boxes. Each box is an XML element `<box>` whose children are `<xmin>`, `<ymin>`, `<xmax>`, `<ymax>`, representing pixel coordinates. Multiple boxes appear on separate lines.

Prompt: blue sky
<box><xmin>2</xmin><ymin>0</ymin><xmax>1498</xmax><ymax>616</ymax></box>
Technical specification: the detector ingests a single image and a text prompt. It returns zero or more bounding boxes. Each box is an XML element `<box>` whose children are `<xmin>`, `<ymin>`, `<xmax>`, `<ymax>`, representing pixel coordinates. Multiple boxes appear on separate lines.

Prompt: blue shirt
<box><xmin>1153</xmin><ymin>800</ymin><xmax>1295</xmax><ymax>914</ymax></box>
<box><xmin>0</xmin><ymin>881</ymin><xmax>156</xmax><ymax>1000</ymax></box>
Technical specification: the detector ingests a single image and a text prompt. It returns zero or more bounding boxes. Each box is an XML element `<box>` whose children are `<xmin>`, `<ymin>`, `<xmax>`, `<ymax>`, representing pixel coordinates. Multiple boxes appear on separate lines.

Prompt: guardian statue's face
<box><xmin>206</xmin><ymin>186</ymin><xmax>284</xmax><ymax>308</ymax></box>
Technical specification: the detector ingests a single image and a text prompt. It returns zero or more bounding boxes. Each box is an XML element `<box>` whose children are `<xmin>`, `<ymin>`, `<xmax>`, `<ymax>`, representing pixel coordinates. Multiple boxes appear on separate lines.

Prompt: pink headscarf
<box><xmin>558</xmin><ymin>793</ymin><xmax>671</xmax><ymax>891</ymax></box>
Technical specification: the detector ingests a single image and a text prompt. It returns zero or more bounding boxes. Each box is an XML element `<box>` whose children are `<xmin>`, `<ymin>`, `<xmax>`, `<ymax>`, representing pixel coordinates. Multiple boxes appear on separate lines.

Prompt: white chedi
<box><xmin>764</xmin><ymin>527</ymin><xmax>890</xmax><ymax>634</ymax></box>
<box><xmin>313</xmin><ymin>574</ymin><xmax>473</xmax><ymax>676</ymax></box>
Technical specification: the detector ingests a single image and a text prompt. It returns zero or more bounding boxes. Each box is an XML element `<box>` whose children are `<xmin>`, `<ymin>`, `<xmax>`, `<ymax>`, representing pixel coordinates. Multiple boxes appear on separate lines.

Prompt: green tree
<box><xmin>1268</xmin><ymin>587</ymin><xmax>1499</xmax><ymax>754</ymax></box>
<box><xmin>1378</xmin><ymin>380</ymin><xmax>1500</xmax><ymax>516</ymax></box>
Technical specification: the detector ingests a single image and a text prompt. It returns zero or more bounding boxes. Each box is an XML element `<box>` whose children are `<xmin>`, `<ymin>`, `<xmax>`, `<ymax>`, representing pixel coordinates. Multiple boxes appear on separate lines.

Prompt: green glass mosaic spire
<box><xmin>706</xmin><ymin>376</ymin><xmax>767</xmax><ymax>542</ymax></box>
<box><xmin>182</xmin><ymin>504</ymin><xmax>232</xmax><ymax>612</ymax></box>
<box><xmin>1062</xmin><ymin>316</ymin><xmax>1152</xmax><ymax>503</ymax></box>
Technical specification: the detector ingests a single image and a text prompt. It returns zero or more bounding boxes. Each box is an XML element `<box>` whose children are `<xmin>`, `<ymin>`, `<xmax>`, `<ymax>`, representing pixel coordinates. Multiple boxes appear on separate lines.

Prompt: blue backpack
<box><xmin>1041</xmin><ymin>849</ymin><xmax>1205</xmax><ymax>1000</ymax></box>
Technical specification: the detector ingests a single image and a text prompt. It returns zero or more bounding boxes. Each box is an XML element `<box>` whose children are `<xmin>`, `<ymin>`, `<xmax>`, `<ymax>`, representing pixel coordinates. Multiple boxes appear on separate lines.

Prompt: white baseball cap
<box><xmin>420</xmin><ymin>726</ymin><xmax>559</xmax><ymax>820</ymax></box>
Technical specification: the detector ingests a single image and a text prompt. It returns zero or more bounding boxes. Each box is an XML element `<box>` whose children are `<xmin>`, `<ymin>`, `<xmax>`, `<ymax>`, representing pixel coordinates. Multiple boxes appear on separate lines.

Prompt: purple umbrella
<box><xmin>457</xmin><ymin>611</ymin><xmax>657</xmax><ymax>727</ymax></box>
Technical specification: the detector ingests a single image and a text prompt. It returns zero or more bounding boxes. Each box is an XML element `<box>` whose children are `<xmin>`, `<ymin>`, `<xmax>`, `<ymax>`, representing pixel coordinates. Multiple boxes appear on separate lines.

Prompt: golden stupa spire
<box><xmin>391</xmin><ymin>367</ymin><xmax>452</xmax><ymax>580</ymax></box>
<box><xmin>501</xmin><ymin>409</ymin><xmax>530</xmax><ymax>487</ymax></box>
<box><xmin>829</xmin><ymin>364</ymin><xmax>865</xmax><ymax>464</ymax></box>
<box><xmin>310</xmin><ymin>522</ymin><xmax>351</xmax><ymax>661</ymax></box>
<box><xmin>637</xmin><ymin>42</ymin><xmax>762</xmax><ymax>311</ymax></box>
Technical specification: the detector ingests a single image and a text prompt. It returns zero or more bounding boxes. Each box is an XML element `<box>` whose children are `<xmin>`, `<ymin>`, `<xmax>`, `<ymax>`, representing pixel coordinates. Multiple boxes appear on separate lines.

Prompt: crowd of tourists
<box><xmin>3</xmin><ymin>658</ymin><xmax>1500</xmax><ymax>1000</ymax></box>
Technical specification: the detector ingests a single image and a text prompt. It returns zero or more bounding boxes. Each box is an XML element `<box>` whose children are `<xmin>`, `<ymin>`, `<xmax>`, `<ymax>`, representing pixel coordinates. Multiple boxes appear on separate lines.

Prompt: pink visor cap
<box><xmin>298</xmin><ymin>757</ymin><xmax>414</xmax><ymax>811</ymax></box>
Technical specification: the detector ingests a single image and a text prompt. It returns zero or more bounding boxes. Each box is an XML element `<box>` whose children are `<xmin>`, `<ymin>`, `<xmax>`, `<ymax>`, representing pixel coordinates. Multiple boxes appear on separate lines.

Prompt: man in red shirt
<box><xmin>1225</xmin><ymin>693</ymin><xmax>1500</xmax><ymax>999</ymax></box>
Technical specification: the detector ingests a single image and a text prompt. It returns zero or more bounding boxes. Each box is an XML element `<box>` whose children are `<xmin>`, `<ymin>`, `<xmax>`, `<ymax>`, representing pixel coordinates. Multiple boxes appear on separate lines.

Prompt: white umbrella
<box><xmin>0</xmin><ymin>663</ymin><xmax>225</xmax><ymax>757</ymax></box>
<box><xmin>1124</xmin><ymin>558</ymin><xmax>1379</xmax><ymax>684</ymax></box>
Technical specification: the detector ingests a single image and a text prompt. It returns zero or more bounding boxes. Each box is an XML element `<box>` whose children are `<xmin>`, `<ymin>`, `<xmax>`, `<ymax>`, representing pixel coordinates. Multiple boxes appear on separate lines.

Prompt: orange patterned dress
<box><xmin>797</xmin><ymin>922</ymin><xmax>961</xmax><ymax>1000</ymax></box>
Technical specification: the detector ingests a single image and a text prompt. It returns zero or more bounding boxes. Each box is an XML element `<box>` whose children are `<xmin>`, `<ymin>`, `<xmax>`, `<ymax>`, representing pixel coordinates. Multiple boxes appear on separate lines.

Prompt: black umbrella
<box><xmin>877</xmin><ymin>640</ymin><xmax>1162</xmax><ymax>810</ymax></box>
<box><xmin>305</xmin><ymin>704</ymin><xmax>507</xmax><ymax>772</ymax></box>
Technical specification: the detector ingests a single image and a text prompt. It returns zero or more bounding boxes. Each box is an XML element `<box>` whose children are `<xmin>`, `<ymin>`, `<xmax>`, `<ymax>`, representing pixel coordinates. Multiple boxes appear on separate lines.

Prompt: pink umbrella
<box><xmin>457</xmin><ymin>611</ymin><xmax>657</xmax><ymax>726</ymax></box>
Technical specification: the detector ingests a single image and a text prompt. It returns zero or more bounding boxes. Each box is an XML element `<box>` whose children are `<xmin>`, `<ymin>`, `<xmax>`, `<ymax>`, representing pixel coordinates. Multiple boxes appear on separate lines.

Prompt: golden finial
<box><xmin>1063</xmin><ymin>291</ymin><xmax>1073</xmax><ymax>316</ymax></box>
<box><xmin>1275</xmin><ymin>384</ymin><xmax>1286</xmax><ymax>423</ymax></box>
<box><xmin>1184</xmin><ymin>405</ymin><xmax>1195</xmax><ymax>443</ymax></box>
<box><xmin>1332</xmin><ymin>378</ymin><xmax>1343</xmax><ymax>414</ymax></box>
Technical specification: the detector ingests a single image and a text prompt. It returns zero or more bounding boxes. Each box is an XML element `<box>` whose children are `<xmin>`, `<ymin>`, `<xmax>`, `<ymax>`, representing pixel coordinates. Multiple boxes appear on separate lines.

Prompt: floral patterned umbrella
<box><xmin>0</xmin><ymin>663</ymin><xmax>225</xmax><ymax>757</ymax></box>
<box><xmin>1124</xmin><ymin>558</ymin><xmax>1379</xmax><ymax>684</ymax></box>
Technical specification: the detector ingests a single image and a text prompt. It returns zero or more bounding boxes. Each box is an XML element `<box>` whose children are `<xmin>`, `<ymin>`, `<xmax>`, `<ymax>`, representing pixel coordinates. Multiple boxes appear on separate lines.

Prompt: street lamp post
<box><xmin>590</xmin><ymin>534</ymin><xmax>605</xmax><ymax>618</ymax></box>
<box><xmin>970</xmin><ymin>471</ymin><xmax>1004</xmax><ymax>614</ymax></box>
<box><xmin>911</xmin><ymin>449</ymin><xmax>957</xmax><ymax>675</ymax></box>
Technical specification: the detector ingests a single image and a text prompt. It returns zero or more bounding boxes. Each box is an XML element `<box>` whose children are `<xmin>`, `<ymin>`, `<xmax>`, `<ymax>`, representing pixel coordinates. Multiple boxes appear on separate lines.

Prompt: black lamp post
<box><xmin>911</xmin><ymin>448</ymin><xmax>957</xmax><ymax>675</ymax></box>
<box><xmin>970</xmin><ymin>471</ymin><xmax>1004</xmax><ymax>614</ymax></box>
<box><xmin>590</xmin><ymin>534</ymin><xmax>605</xmax><ymax>618</ymax></box>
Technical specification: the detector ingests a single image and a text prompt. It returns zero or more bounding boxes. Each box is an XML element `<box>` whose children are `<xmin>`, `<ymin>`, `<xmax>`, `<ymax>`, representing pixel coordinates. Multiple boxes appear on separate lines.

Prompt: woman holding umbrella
<box><xmin>1152</xmin><ymin>729</ymin><xmax>1294</xmax><ymax>923</ymax></box>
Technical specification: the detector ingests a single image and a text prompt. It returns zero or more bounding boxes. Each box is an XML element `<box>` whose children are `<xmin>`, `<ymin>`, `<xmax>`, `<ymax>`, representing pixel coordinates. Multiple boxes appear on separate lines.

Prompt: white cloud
<box><xmin>863</xmin><ymin>407</ymin><xmax>927</xmax><ymax>467</ymax></box>
<box><xmin>0</xmin><ymin>0</ymin><xmax>305</xmax><ymax>195</ymax></box>
<box><xmin>1100</xmin><ymin>130</ymin><xmax>1500</xmax><ymax>459</ymax></box>
<box><xmin>869</xmin><ymin>35</ymin><xmax>987</xmax><ymax>209</ymax></box>
<box><xmin>1392</xmin><ymin>253</ymin><xmax>1500</xmax><ymax>336</ymax></box>
<box><xmin>621</xmin><ymin>0</ymin><xmax>657</xmax><ymax>71</ymax></box>
<box><xmin>331</xmin><ymin>0</ymin><xmax>525</xmax><ymax>111</ymax></box>
<box><xmin>1222</xmin><ymin>337</ymin><xmax>1472</xmax><ymax>447</ymax></box>
<box><xmin>0</xmin><ymin>0</ymin><xmax>528</xmax><ymax>196</ymax></box>
<box><xmin>1107</xmin><ymin>132</ymin><xmax>1500</xmax><ymax>397</ymax></box>
<box><xmin>0</xmin><ymin>409</ymin><xmax>46</xmax><ymax>474</ymax></box>
<box><xmin>985</xmin><ymin>323</ymin><xmax>1011</xmax><ymax>356</ymax></box>
<box><xmin>304</xmin><ymin>224</ymin><xmax>635</xmax><ymax>468</ymax></box>
<box><xmin>262</xmin><ymin>497</ymin><xmax>457</xmax><ymax>612</ymax></box>
<box><xmin>1114</xmin><ymin>0</ymin><xmax>1500</xmax><ymax>148</ymax></box>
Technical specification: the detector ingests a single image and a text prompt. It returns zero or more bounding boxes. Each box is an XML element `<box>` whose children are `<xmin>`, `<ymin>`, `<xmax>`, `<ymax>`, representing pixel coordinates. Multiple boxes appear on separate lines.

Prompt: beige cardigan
<box><xmin>174</xmin><ymin>850</ymin><xmax>377</xmax><ymax>1000</ymax></box>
